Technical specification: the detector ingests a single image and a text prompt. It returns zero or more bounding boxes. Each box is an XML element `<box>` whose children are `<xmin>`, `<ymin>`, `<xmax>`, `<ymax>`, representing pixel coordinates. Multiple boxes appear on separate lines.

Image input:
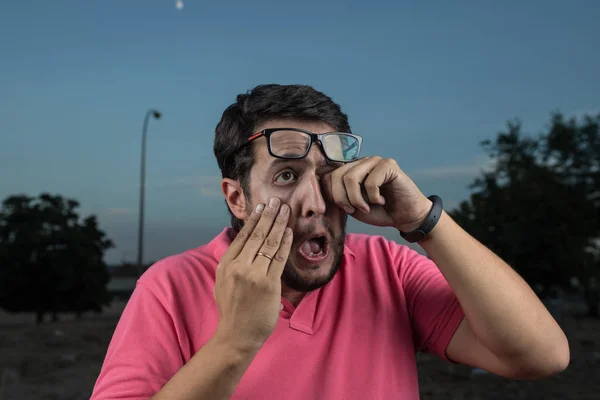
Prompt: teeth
<box><xmin>300</xmin><ymin>239</ymin><xmax>324</xmax><ymax>258</ymax></box>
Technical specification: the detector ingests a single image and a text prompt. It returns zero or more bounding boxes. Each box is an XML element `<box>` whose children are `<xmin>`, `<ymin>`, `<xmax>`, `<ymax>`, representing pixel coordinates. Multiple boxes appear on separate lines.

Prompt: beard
<box><xmin>282</xmin><ymin>214</ymin><xmax>348</xmax><ymax>292</ymax></box>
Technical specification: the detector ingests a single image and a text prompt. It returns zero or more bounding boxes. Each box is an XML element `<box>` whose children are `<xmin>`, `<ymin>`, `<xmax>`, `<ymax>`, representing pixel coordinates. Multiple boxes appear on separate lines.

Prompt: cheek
<box><xmin>251</xmin><ymin>185</ymin><xmax>296</xmax><ymax>208</ymax></box>
<box><xmin>278</xmin><ymin>191</ymin><xmax>297</xmax><ymax>205</ymax></box>
<box><xmin>253</xmin><ymin>182</ymin><xmax>341</xmax><ymax>221</ymax></box>
<box><xmin>279</xmin><ymin>190</ymin><xmax>301</xmax><ymax>217</ymax></box>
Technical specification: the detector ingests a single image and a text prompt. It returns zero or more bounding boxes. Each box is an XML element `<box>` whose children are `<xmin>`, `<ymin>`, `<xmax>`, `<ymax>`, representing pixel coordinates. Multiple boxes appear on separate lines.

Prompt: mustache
<box><xmin>293</xmin><ymin>217</ymin><xmax>335</xmax><ymax>242</ymax></box>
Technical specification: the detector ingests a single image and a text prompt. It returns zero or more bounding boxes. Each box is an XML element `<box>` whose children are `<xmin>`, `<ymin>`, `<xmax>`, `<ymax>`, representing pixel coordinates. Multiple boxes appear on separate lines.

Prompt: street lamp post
<box><xmin>137</xmin><ymin>109</ymin><xmax>162</xmax><ymax>277</ymax></box>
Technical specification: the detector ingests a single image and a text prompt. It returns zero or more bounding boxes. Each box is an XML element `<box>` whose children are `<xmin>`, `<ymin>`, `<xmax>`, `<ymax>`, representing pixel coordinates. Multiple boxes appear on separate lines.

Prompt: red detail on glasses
<box><xmin>247</xmin><ymin>131</ymin><xmax>264</xmax><ymax>141</ymax></box>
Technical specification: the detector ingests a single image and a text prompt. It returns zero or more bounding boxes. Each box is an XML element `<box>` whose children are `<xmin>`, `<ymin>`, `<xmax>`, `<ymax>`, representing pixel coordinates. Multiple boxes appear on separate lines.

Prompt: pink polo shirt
<box><xmin>91</xmin><ymin>228</ymin><xmax>464</xmax><ymax>400</ymax></box>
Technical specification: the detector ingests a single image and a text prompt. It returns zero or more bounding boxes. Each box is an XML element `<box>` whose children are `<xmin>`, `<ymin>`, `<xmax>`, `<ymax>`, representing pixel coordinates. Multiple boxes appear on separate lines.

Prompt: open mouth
<box><xmin>298</xmin><ymin>235</ymin><xmax>330</xmax><ymax>263</ymax></box>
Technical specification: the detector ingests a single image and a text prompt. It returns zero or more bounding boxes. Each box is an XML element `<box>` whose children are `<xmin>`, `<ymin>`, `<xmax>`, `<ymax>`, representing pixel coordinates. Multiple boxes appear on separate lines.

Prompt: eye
<box><xmin>274</xmin><ymin>170</ymin><xmax>297</xmax><ymax>185</ymax></box>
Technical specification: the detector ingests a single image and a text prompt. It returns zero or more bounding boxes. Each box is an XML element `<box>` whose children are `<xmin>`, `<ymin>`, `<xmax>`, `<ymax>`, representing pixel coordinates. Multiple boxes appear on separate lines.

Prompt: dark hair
<box><xmin>213</xmin><ymin>84</ymin><xmax>351</xmax><ymax>231</ymax></box>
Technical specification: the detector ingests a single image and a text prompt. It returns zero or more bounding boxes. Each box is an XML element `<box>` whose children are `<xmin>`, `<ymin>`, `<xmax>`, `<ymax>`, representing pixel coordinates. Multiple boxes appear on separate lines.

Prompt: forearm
<box><xmin>419</xmin><ymin>211</ymin><xmax>569</xmax><ymax>364</ymax></box>
<box><xmin>151</xmin><ymin>333</ymin><xmax>259</xmax><ymax>400</ymax></box>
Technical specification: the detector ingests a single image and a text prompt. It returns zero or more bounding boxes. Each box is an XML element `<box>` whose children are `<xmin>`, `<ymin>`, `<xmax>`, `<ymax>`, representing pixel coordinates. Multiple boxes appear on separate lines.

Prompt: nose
<box><xmin>297</xmin><ymin>174</ymin><xmax>327</xmax><ymax>219</ymax></box>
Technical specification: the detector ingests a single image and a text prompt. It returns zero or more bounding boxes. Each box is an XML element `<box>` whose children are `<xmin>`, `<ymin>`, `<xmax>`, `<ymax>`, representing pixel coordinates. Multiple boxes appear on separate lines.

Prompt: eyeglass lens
<box><xmin>269</xmin><ymin>130</ymin><xmax>360</xmax><ymax>162</ymax></box>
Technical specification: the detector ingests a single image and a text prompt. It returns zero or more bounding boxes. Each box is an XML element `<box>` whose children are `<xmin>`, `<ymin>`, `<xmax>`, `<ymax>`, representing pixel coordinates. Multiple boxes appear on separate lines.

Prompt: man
<box><xmin>91</xmin><ymin>84</ymin><xmax>569</xmax><ymax>400</ymax></box>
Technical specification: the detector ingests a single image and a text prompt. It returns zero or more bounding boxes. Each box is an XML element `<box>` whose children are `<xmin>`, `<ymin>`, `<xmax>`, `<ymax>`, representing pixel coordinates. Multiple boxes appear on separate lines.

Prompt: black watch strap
<box><xmin>399</xmin><ymin>195</ymin><xmax>443</xmax><ymax>243</ymax></box>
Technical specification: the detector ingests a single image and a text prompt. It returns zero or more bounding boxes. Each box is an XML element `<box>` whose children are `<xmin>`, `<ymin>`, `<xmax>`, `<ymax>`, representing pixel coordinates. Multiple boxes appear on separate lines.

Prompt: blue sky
<box><xmin>1</xmin><ymin>0</ymin><xmax>598</xmax><ymax>264</ymax></box>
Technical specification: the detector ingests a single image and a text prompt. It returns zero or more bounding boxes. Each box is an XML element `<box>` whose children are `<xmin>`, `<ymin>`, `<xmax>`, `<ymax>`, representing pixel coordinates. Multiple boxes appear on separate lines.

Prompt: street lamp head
<box><xmin>152</xmin><ymin>110</ymin><xmax>162</xmax><ymax>119</ymax></box>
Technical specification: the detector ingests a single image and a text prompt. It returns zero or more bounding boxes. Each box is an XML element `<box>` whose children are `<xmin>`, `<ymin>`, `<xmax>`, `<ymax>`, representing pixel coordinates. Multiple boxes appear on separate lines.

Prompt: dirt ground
<box><xmin>1</xmin><ymin>302</ymin><xmax>598</xmax><ymax>400</ymax></box>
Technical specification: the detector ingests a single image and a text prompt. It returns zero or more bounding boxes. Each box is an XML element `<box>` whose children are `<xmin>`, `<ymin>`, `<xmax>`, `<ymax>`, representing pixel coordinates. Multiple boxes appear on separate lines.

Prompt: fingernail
<box><xmin>344</xmin><ymin>206</ymin><xmax>354</xmax><ymax>214</ymax></box>
<box><xmin>255</xmin><ymin>204</ymin><xmax>264</xmax><ymax>213</ymax></box>
<box><xmin>280</xmin><ymin>204</ymin><xmax>289</xmax><ymax>215</ymax></box>
<box><xmin>285</xmin><ymin>227</ymin><xmax>292</xmax><ymax>235</ymax></box>
<box><xmin>269</xmin><ymin>198</ymin><xmax>279</xmax><ymax>208</ymax></box>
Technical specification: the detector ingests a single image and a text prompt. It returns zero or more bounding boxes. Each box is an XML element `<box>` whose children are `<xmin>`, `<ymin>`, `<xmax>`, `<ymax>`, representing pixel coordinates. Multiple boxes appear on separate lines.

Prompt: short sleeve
<box><xmin>394</xmin><ymin>244</ymin><xmax>465</xmax><ymax>361</ymax></box>
<box><xmin>90</xmin><ymin>282</ymin><xmax>184</xmax><ymax>399</ymax></box>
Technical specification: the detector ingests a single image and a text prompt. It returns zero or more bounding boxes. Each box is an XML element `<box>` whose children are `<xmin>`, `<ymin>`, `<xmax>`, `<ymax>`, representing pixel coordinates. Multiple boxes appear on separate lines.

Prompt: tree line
<box><xmin>0</xmin><ymin>193</ymin><xmax>113</xmax><ymax>323</ymax></box>
<box><xmin>0</xmin><ymin>111</ymin><xmax>598</xmax><ymax>322</ymax></box>
<box><xmin>449</xmin><ymin>112</ymin><xmax>600</xmax><ymax>317</ymax></box>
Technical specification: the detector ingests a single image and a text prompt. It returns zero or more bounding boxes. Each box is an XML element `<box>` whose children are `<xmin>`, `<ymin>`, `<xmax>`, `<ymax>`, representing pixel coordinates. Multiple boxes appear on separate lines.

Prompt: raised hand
<box><xmin>213</xmin><ymin>197</ymin><xmax>293</xmax><ymax>351</ymax></box>
<box><xmin>321</xmin><ymin>156</ymin><xmax>433</xmax><ymax>232</ymax></box>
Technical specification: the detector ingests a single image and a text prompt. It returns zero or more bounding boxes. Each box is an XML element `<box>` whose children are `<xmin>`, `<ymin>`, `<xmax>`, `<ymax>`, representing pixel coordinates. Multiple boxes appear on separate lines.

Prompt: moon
<box><xmin>176</xmin><ymin>0</ymin><xmax>184</xmax><ymax>10</ymax></box>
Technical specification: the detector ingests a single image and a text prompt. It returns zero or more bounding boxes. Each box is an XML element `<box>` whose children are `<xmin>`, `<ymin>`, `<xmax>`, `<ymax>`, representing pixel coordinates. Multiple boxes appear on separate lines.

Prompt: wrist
<box><xmin>397</xmin><ymin>195</ymin><xmax>444</xmax><ymax>243</ymax></box>
<box><xmin>416</xmin><ymin>210</ymin><xmax>446</xmax><ymax>245</ymax></box>
<box><xmin>395</xmin><ymin>198</ymin><xmax>433</xmax><ymax>232</ymax></box>
<box><xmin>212</xmin><ymin>327</ymin><xmax>264</xmax><ymax>357</ymax></box>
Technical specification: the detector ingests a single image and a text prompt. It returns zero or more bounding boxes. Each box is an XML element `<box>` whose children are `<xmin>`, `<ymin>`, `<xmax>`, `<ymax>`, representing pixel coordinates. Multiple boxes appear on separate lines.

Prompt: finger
<box><xmin>324</xmin><ymin>157</ymin><xmax>371</xmax><ymax>214</ymax></box>
<box><xmin>364</xmin><ymin>158</ymin><xmax>400</xmax><ymax>205</ymax></box>
<box><xmin>251</xmin><ymin>203</ymin><xmax>290</xmax><ymax>275</ymax></box>
<box><xmin>224</xmin><ymin>203</ymin><xmax>265</xmax><ymax>261</ymax></box>
<box><xmin>343</xmin><ymin>157</ymin><xmax>382</xmax><ymax>213</ymax></box>
<box><xmin>267</xmin><ymin>226</ymin><xmax>293</xmax><ymax>279</ymax></box>
<box><xmin>328</xmin><ymin>170</ymin><xmax>354</xmax><ymax>214</ymax></box>
<box><xmin>363</xmin><ymin>168</ymin><xmax>388</xmax><ymax>206</ymax></box>
<box><xmin>238</xmin><ymin>197</ymin><xmax>281</xmax><ymax>261</ymax></box>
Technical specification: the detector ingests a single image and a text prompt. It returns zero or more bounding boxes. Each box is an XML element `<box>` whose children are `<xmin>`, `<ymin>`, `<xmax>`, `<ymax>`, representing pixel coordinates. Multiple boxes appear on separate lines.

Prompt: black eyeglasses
<box><xmin>246</xmin><ymin>128</ymin><xmax>363</xmax><ymax>163</ymax></box>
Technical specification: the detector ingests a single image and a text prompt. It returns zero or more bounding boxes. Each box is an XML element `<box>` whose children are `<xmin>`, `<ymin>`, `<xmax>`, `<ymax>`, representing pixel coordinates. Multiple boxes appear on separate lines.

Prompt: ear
<box><xmin>222</xmin><ymin>178</ymin><xmax>249</xmax><ymax>220</ymax></box>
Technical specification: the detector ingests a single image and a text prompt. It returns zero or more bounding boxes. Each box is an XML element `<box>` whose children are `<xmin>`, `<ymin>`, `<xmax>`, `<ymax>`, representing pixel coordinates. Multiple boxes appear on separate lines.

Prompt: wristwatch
<box><xmin>399</xmin><ymin>195</ymin><xmax>443</xmax><ymax>243</ymax></box>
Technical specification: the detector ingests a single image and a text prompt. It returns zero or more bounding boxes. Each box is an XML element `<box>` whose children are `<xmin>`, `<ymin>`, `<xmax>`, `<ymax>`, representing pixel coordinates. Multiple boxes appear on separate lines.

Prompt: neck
<box><xmin>281</xmin><ymin>284</ymin><xmax>306</xmax><ymax>308</ymax></box>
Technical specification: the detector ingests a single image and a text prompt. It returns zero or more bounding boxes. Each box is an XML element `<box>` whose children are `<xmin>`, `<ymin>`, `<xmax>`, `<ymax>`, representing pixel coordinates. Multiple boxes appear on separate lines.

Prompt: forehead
<box><xmin>251</xmin><ymin>119</ymin><xmax>337</xmax><ymax>168</ymax></box>
<box><xmin>254</xmin><ymin>119</ymin><xmax>335</xmax><ymax>135</ymax></box>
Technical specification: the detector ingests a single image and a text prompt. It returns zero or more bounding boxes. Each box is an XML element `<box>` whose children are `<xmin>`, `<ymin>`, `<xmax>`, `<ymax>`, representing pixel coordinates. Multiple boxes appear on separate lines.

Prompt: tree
<box><xmin>0</xmin><ymin>193</ymin><xmax>114</xmax><ymax>323</ymax></box>
<box><xmin>543</xmin><ymin>113</ymin><xmax>600</xmax><ymax>317</ymax></box>
<box><xmin>450</xmin><ymin>112</ymin><xmax>600</xmax><ymax>317</ymax></box>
